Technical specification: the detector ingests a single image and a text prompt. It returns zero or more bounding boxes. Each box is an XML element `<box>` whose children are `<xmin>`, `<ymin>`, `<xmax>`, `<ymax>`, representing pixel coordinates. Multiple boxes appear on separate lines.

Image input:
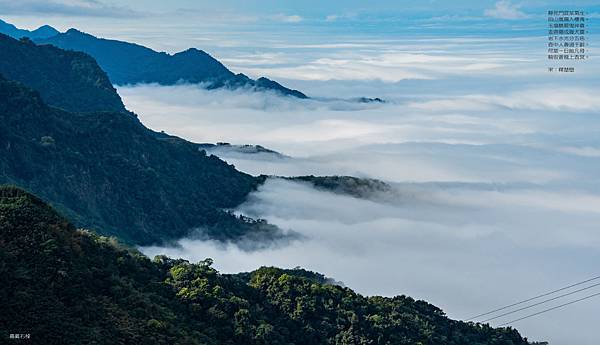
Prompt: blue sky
<box><xmin>2</xmin><ymin>0</ymin><xmax>598</xmax><ymax>62</ymax></box>
<box><xmin>4</xmin><ymin>0</ymin><xmax>600</xmax><ymax>19</ymax></box>
<box><xmin>2</xmin><ymin>0</ymin><xmax>600</xmax><ymax>39</ymax></box>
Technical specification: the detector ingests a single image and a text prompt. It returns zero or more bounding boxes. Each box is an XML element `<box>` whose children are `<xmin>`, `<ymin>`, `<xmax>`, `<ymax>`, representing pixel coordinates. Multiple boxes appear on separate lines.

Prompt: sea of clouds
<box><xmin>123</xmin><ymin>36</ymin><xmax>600</xmax><ymax>345</ymax></box>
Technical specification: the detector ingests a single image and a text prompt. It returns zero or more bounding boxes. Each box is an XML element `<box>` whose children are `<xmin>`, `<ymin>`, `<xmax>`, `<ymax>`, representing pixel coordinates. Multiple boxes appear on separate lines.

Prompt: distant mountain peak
<box><xmin>174</xmin><ymin>47</ymin><xmax>212</xmax><ymax>58</ymax></box>
<box><xmin>32</xmin><ymin>25</ymin><xmax>308</xmax><ymax>98</ymax></box>
<box><xmin>1</xmin><ymin>18</ymin><xmax>308</xmax><ymax>98</ymax></box>
<box><xmin>0</xmin><ymin>18</ymin><xmax>59</xmax><ymax>39</ymax></box>
<box><xmin>183</xmin><ymin>47</ymin><xmax>203</xmax><ymax>53</ymax></box>
<box><xmin>254</xmin><ymin>76</ymin><xmax>307</xmax><ymax>98</ymax></box>
<box><xmin>65</xmin><ymin>28</ymin><xmax>86</xmax><ymax>35</ymax></box>
<box><xmin>32</xmin><ymin>25</ymin><xmax>59</xmax><ymax>36</ymax></box>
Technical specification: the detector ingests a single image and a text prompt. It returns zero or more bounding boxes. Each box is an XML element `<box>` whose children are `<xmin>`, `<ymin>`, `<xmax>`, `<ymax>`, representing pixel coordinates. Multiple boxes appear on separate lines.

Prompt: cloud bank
<box><xmin>127</xmin><ymin>35</ymin><xmax>600</xmax><ymax>345</ymax></box>
<box><xmin>143</xmin><ymin>178</ymin><xmax>600</xmax><ymax>345</ymax></box>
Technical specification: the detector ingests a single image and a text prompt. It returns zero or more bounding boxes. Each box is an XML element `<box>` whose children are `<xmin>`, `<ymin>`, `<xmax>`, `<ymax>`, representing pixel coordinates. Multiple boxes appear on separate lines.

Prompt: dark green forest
<box><xmin>0</xmin><ymin>186</ymin><xmax>530</xmax><ymax>345</ymax></box>
<box><xmin>0</xmin><ymin>33</ymin><xmax>125</xmax><ymax>113</ymax></box>
<box><xmin>0</xmin><ymin>33</ymin><xmax>295</xmax><ymax>245</ymax></box>
<box><xmin>0</xmin><ymin>72</ymin><xmax>288</xmax><ymax>245</ymax></box>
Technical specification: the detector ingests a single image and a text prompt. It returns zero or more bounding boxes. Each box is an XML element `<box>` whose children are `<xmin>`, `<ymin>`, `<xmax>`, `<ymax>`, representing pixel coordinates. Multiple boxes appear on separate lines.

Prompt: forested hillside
<box><xmin>0</xmin><ymin>73</ymin><xmax>275</xmax><ymax>245</ymax></box>
<box><xmin>0</xmin><ymin>186</ymin><xmax>530</xmax><ymax>345</ymax></box>
<box><xmin>0</xmin><ymin>33</ymin><xmax>125</xmax><ymax>113</ymax></box>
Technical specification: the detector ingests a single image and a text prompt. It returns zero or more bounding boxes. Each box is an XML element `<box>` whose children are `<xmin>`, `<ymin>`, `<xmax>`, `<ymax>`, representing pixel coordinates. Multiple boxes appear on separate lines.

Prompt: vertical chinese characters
<box><xmin>548</xmin><ymin>10</ymin><xmax>587</xmax><ymax>72</ymax></box>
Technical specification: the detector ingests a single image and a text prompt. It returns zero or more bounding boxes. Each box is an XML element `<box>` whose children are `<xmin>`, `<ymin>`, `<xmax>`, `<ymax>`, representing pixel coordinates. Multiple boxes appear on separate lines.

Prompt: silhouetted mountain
<box><xmin>0</xmin><ymin>185</ymin><xmax>531</xmax><ymax>345</ymax></box>
<box><xmin>0</xmin><ymin>64</ymin><xmax>287</xmax><ymax>245</ymax></box>
<box><xmin>0</xmin><ymin>33</ymin><xmax>125</xmax><ymax>113</ymax></box>
<box><xmin>254</xmin><ymin>76</ymin><xmax>306</xmax><ymax>98</ymax></box>
<box><xmin>355</xmin><ymin>97</ymin><xmax>386</xmax><ymax>103</ymax></box>
<box><xmin>34</xmin><ymin>28</ymin><xmax>307</xmax><ymax>98</ymax></box>
<box><xmin>0</xmin><ymin>19</ymin><xmax>59</xmax><ymax>39</ymax></box>
<box><xmin>198</xmin><ymin>142</ymin><xmax>288</xmax><ymax>158</ymax></box>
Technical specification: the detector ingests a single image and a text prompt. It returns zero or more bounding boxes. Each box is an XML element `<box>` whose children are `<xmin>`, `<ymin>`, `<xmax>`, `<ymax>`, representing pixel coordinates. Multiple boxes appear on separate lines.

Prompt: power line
<box><xmin>498</xmin><ymin>291</ymin><xmax>600</xmax><ymax>326</ymax></box>
<box><xmin>481</xmin><ymin>281</ymin><xmax>600</xmax><ymax>323</ymax></box>
<box><xmin>467</xmin><ymin>275</ymin><xmax>600</xmax><ymax>321</ymax></box>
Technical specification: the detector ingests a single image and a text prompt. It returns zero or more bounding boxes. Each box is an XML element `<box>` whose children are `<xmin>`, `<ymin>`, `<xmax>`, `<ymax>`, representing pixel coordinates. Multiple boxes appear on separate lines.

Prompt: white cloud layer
<box><xmin>224</xmin><ymin>36</ymin><xmax>559</xmax><ymax>83</ymax></box>
<box><xmin>126</xmin><ymin>35</ymin><xmax>600</xmax><ymax>345</ymax></box>
<box><xmin>143</xmin><ymin>178</ymin><xmax>600</xmax><ymax>345</ymax></box>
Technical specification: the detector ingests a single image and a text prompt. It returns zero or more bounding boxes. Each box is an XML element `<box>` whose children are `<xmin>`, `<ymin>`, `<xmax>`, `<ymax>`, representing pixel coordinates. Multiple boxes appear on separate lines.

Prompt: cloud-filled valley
<box><xmin>143</xmin><ymin>178</ymin><xmax>600</xmax><ymax>345</ymax></box>
<box><xmin>123</xmin><ymin>36</ymin><xmax>600</xmax><ymax>345</ymax></box>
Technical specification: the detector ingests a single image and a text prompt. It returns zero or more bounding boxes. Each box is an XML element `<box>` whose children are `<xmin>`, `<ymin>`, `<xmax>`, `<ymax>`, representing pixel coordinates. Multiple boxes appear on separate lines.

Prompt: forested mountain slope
<box><xmin>0</xmin><ymin>33</ymin><xmax>125</xmax><ymax>113</ymax></box>
<box><xmin>0</xmin><ymin>73</ymin><xmax>271</xmax><ymax>245</ymax></box>
<box><xmin>0</xmin><ymin>186</ymin><xmax>530</xmax><ymax>345</ymax></box>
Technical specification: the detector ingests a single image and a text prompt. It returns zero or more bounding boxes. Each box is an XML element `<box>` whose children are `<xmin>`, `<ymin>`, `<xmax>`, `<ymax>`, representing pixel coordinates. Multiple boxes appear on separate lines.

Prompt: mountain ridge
<box><xmin>27</xmin><ymin>26</ymin><xmax>307</xmax><ymax>98</ymax></box>
<box><xmin>0</xmin><ymin>19</ymin><xmax>59</xmax><ymax>39</ymax></box>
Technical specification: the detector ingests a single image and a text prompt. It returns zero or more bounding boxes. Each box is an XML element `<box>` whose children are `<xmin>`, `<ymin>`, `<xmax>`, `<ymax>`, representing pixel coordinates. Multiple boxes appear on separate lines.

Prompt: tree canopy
<box><xmin>0</xmin><ymin>186</ymin><xmax>530</xmax><ymax>345</ymax></box>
